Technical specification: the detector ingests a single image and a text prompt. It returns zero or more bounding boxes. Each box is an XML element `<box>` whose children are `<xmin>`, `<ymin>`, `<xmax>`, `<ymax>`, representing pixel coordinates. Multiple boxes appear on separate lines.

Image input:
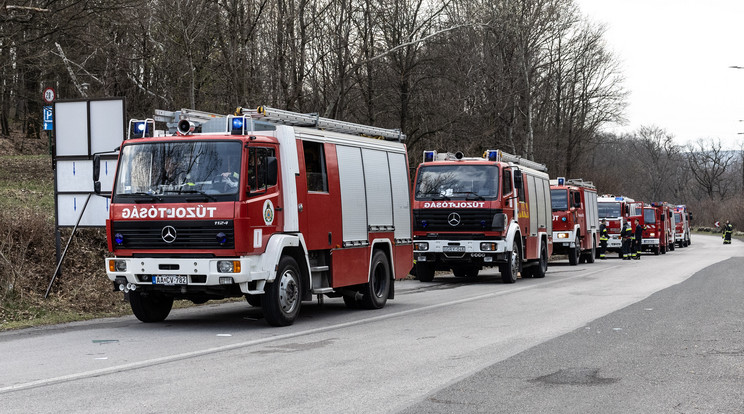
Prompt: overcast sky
<box><xmin>575</xmin><ymin>0</ymin><xmax>744</xmax><ymax>149</ymax></box>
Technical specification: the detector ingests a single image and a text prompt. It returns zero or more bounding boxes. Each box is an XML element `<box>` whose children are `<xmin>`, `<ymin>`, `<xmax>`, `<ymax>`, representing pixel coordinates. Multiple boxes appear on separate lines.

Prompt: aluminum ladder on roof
<box><xmin>238</xmin><ymin>106</ymin><xmax>406</xmax><ymax>142</ymax></box>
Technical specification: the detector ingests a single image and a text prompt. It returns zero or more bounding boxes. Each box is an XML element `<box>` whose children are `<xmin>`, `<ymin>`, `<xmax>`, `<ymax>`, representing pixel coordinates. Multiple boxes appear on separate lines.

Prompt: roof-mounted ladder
<box><xmin>239</xmin><ymin>106</ymin><xmax>406</xmax><ymax>142</ymax></box>
<box><xmin>492</xmin><ymin>150</ymin><xmax>548</xmax><ymax>172</ymax></box>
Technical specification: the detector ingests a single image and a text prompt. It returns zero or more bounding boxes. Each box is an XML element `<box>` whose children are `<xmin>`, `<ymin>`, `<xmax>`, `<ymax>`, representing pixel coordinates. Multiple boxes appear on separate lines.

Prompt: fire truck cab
<box><xmin>412</xmin><ymin>150</ymin><xmax>552</xmax><ymax>284</ymax></box>
<box><xmin>597</xmin><ymin>195</ymin><xmax>642</xmax><ymax>257</ymax></box>
<box><xmin>96</xmin><ymin>106</ymin><xmax>413</xmax><ymax>326</ymax></box>
<box><xmin>550</xmin><ymin>178</ymin><xmax>599</xmax><ymax>265</ymax></box>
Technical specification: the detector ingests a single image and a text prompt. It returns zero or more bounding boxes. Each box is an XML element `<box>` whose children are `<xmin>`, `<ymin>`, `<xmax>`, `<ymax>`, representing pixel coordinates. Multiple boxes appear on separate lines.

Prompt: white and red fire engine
<box><xmin>549</xmin><ymin>178</ymin><xmax>599</xmax><ymax>264</ymax></box>
<box><xmin>412</xmin><ymin>150</ymin><xmax>552</xmax><ymax>283</ymax></box>
<box><xmin>674</xmin><ymin>205</ymin><xmax>692</xmax><ymax>247</ymax></box>
<box><xmin>95</xmin><ymin>106</ymin><xmax>413</xmax><ymax>326</ymax></box>
<box><xmin>640</xmin><ymin>202</ymin><xmax>676</xmax><ymax>255</ymax></box>
<box><xmin>597</xmin><ymin>195</ymin><xmax>642</xmax><ymax>257</ymax></box>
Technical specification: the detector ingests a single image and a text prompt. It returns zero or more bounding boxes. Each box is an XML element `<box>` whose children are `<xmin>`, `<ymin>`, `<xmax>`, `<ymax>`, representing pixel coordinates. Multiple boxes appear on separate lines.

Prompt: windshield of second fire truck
<box><xmin>598</xmin><ymin>202</ymin><xmax>621</xmax><ymax>218</ymax></box>
<box><xmin>415</xmin><ymin>165</ymin><xmax>498</xmax><ymax>200</ymax></box>
<box><xmin>644</xmin><ymin>208</ymin><xmax>656</xmax><ymax>224</ymax></box>
<box><xmin>550</xmin><ymin>189</ymin><xmax>568</xmax><ymax>211</ymax></box>
<box><xmin>113</xmin><ymin>140</ymin><xmax>243</xmax><ymax>202</ymax></box>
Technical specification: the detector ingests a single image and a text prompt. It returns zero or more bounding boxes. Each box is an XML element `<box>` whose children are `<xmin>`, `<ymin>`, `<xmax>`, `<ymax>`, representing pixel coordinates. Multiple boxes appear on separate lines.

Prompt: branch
<box><xmin>55</xmin><ymin>42</ymin><xmax>88</xmax><ymax>98</ymax></box>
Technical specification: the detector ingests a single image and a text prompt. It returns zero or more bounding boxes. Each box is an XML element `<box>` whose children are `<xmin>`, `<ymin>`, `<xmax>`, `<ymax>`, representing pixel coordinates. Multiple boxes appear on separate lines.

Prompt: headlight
<box><xmin>649</xmin><ymin>232</ymin><xmax>655</xmax><ymax>237</ymax></box>
<box><xmin>480</xmin><ymin>242</ymin><xmax>496</xmax><ymax>251</ymax></box>
<box><xmin>556</xmin><ymin>233</ymin><xmax>569</xmax><ymax>239</ymax></box>
<box><xmin>217</xmin><ymin>260</ymin><xmax>241</xmax><ymax>273</ymax></box>
<box><xmin>414</xmin><ymin>242</ymin><xmax>429</xmax><ymax>251</ymax></box>
<box><xmin>109</xmin><ymin>259</ymin><xmax>127</xmax><ymax>272</ymax></box>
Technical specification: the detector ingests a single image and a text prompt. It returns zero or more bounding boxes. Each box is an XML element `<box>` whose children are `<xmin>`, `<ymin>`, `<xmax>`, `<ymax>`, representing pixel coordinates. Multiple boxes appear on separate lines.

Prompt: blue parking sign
<box><xmin>43</xmin><ymin>106</ymin><xmax>53</xmax><ymax>130</ymax></box>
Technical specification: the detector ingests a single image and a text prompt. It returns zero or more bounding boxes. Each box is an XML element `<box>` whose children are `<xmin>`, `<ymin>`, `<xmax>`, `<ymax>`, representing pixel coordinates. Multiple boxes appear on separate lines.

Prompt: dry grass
<box><xmin>0</xmin><ymin>135</ymin><xmax>130</xmax><ymax>330</ymax></box>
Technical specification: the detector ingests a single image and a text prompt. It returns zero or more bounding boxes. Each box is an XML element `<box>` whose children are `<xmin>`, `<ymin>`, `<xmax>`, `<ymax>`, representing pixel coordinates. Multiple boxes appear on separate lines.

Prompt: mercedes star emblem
<box><xmin>161</xmin><ymin>225</ymin><xmax>177</xmax><ymax>243</ymax></box>
<box><xmin>447</xmin><ymin>212</ymin><xmax>461</xmax><ymax>227</ymax></box>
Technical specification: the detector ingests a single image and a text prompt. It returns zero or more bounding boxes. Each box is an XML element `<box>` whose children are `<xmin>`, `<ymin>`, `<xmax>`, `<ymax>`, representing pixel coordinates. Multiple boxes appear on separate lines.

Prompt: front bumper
<box><xmin>105</xmin><ymin>256</ymin><xmax>269</xmax><ymax>294</ymax></box>
<box><xmin>414</xmin><ymin>239</ymin><xmax>508</xmax><ymax>264</ymax></box>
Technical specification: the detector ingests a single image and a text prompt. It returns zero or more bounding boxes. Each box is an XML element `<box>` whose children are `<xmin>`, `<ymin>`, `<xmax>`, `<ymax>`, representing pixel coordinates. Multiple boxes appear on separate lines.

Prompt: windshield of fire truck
<box><xmin>598</xmin><ymin>202</ymin><xmax>621</xmax><ymax>218</ymax></box>
<box><xmin>415</xmin><ymin>165</ymin><xmax>498</xmax><ymax>199</ymax></box>
<box><xmin>113</xmin><ymin>140</ymin><xmax>242</xmax><ymax>202</ymax></box>
<box><xmin>550</xmin><ymin>189</ymin><xmax>568</xmax><ymax>211</ymax></box>
<box><xmin>644</xmin><ymin>208</ymin><xmax>656</xmax><ymax>224</ymax></box>
<box><xmin>674</xmin><ymin>212</ymin><xmax>682</xmax><ymax>223</ymax></box>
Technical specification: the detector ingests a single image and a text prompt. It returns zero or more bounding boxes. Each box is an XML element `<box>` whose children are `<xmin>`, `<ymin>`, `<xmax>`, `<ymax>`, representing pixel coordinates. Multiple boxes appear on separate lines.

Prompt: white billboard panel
<box><xmin>90</xmin><ymin>100</ymin><xmax>125</xmax><ymax>154</ymax></box>
<box><xmin>54</xmin><ymin>101</ymin><xmax>89</xmax><ymax>157</ymax></box>
<box><xmin>57</xmin><ymin>194</ymin><xmax>110</xmax><ymax>227</ymax></box>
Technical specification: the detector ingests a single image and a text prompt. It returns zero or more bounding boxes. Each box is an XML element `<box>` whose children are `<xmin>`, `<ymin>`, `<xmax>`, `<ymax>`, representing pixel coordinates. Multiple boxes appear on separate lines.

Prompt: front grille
<box><xmin>112</xmin><ymin>220</ymin><xmax>234</xmax><ymax>250</ymax></box>
<box><xmin>413</xmin><ymin>209</ymin><xmax>502</xmax><ymax>232</ymax></box>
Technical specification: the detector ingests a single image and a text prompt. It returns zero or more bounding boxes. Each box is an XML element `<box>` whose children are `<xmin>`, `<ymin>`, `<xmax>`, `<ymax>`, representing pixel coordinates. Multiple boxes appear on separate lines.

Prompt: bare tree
<box><xmin>686</xmin><ymin>138</ymin><xmax>734</xmax><ymax>200</ymax></box>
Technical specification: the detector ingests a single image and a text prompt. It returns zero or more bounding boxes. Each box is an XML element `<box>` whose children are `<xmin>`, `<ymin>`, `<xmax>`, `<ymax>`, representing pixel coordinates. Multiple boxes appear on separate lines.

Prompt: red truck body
<box><xmin>412</xmin><ymin>150</ymin><xmax>553</xmax><ymax>283</ymax></box>
<box><xmin>550</xmin><ymin>178</ymin><xmax>599</xmax><ymax>265</ymax></box>
<box><xmin>98</xmin><ymin>106</ymin><xmax>413</xmax><ymax>326</ymax></box>
<box><xmin>597</xmin><ymin>195</ymin><xmax>642</xmax><ymax>257</ymax></box>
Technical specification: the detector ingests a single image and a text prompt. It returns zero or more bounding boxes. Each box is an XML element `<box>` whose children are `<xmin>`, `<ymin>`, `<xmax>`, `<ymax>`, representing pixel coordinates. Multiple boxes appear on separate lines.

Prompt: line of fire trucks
<box><xmin>92</xmin><ymin>105</ymin><xmax>692</xmax><ymax>326</ymax></box>
<box><xmin>411</xmin><ymin>151</ymin><xmax>693</xmax><ymax>284</ymax></box>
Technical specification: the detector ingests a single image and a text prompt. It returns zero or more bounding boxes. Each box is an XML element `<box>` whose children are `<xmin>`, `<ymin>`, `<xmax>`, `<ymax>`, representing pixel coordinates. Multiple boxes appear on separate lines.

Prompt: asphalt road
<box><xmin>0</xmin><ymin>234</ymin><xmax>740</xmax><ymax>413</ymax></box>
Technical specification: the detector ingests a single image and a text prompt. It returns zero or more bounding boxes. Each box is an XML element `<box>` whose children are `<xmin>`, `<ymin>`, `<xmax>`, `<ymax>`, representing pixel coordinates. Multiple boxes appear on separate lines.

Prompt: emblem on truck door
<box><xmin>161</xmin><ymin>226</ymin><xmax>177</xmax><ymax>243</ymax></box>
<box><xmin>448</xmin><ymin>212</ymin><xmax>461</xmax><ymax>227</ymax></box>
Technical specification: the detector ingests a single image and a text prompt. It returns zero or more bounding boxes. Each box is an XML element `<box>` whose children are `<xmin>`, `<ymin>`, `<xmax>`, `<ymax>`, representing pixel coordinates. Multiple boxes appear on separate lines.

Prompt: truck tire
<box><xmin>263</xmin><ymin>255</ymin><xmax>302</xmax><ymax>327</ymax></box>
<box><xmin>501</xmin><ymin>240</ymin><xmax>520</xmax><ymax>284</ymax></box>
<box><xmin>129</xmin><ymin>291</ymin><xmax>173</xmax><ymax>323</ymax></box>
<box><xmin>669</xmin><ymin>242</ymin><xmax>675</xmax><ymax>251</ymax></box>
<box><xmin>654</xmin><ymin>246</ymin><xmax>660</xmax><ymax>255</ymax></box>
<box><xmin>416</xmin><ymin>262</ymin><xmax>435</xmax><ymax>282</ymax></box>
<box><xmin>585</xmin><ymin>238</ymin><xmax>596</xmax><ymax>263</ymax></box>
<box><xmin>568</xmin><ymin>236</ymin><xmax>580</xmax><ymax>265</ymax></box>
<box><xmin>361</xmin><ymin>250</ymin><xmax>391</xmax><ymax>309</ymax></box>
<box><xmin>531</xmin><ymin>242</ymin><xmax>548</xmax><ymax>279</ymax></box>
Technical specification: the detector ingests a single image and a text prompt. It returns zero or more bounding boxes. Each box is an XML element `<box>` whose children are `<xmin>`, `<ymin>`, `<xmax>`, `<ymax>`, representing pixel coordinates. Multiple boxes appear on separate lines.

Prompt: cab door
<box><xmin>244</xmin><ymin>146</ymin><xmax>282</xmax><ymax>253</ymax></box>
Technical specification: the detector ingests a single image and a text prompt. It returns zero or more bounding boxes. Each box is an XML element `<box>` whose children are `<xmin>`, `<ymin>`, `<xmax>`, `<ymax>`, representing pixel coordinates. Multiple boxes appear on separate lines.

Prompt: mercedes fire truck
<box><xmin>95</xmin><ymin>106</ymin><xmax>412</xmax><ymax>326</ymax></box>
<box><xmin>412</xmin><ymin>150</ymin><xmax>552</xmax><ymax>284</ymax></box>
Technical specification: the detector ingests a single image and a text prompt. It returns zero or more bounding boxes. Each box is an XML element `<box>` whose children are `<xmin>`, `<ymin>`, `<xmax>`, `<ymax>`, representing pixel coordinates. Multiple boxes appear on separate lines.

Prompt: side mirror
<box><xmin>513</xmin><ymin>170</ymin><xmax>523</xmax><ymax>190</ymax></box>
<box><xmin>267</xmin><ymin>156</ymin><xmax>278</xmax><ymax>186</ymax></box>
<box><xmin>93</xmin><ymin>154</ymin><xmax>101</xmax><ymax>182</ymax></box>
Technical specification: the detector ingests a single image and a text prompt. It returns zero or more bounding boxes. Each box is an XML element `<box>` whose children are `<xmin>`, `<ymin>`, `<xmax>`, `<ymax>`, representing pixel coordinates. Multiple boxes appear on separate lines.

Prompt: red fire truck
<box><xmin>412</xmin><ymin>150</ymin><xmax>552</xmax><ymax>284</ymax></box>
<box><xmin>94</xmin><ymin>106</ymin><xmax>413</xmax><ymax>326</ymax></box>
<box><xmin>597</xmin><ymin>195</ymin><xmax>642</xmax><ymax>257</ymax></box>
<box><xmin>674</xmin><ymin>205</ymin><xmax>692</xmax><ymax>247</ymax></box>
<box><xmin>641</xmin><ymin>202</ymin><xmax>675</xmax><ymax>255</ymax></box>
<box><xmin>550</xmin><ymin>178</ymin><xmax>599</xmax><ymax>265</ymax></box>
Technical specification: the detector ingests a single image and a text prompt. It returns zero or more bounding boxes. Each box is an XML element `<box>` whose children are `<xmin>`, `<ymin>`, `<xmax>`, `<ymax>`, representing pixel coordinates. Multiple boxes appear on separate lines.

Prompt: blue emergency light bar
<box><xmin>557</xmin><ymin>177</ymin><xmax>565</xmax><ymax>185</ymax></box>
<box><xmin>128</xmin><ymin>119</ymin><xmax>155</xmax><ymax>139</ymax></box>
<box><xmin>486</xmin><ymin>150</ymin><xmax>499</xmax><ymax>161</ymax></box>
<box><xmin>423</xmin><ymin>150</ymin><xmax>437</xmax><ymax>162</ymax></box>
<box><xmin>228</xmin><ymin>115</ymin><xmax>252</xmax><ymax>135</ymax></box>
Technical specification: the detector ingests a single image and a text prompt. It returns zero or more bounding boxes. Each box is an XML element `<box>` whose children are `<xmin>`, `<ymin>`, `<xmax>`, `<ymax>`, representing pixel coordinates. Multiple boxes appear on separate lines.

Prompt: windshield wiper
<box><xmin>170</xmin><ymin>189</ymin><xmax>218</xmax><ymax>202</ymax></box>
<box><xmin>120</xmin><ymin>192</ymin><xmax>163</xmax><ymax>202</ymax></box>
<box><xmin>454</xmin><ymin>191</ymin><xmax>485</xmax><ymax>200</ymax></box>
<box><xmin>419</xmin><ymin>191</ymin><xmax>450</xmax><ymax>200</ymax></box>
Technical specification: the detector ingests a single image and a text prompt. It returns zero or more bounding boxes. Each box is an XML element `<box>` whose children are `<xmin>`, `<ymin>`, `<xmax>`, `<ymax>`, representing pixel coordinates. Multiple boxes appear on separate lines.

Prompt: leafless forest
<box><xmin>2</xmin><ymin>0</ymin><xmax>743</xmax><ymax>224</ymax></box>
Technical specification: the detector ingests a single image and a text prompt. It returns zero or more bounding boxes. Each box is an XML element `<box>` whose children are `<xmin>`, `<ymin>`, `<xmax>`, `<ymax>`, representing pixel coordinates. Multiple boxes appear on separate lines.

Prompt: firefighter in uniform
<box><xmin>599</xmin><ymin>219</ymin><xmax>609</xmax><ymax>259</ymax></box>
<box><xmin>723</xmin><ymin>220</ymin><xmax>733</xmax><ymax>244</ymax></box>
<box><xmin>621</xmin><ymin>221</ymin><xmax>632</xmax><ymax>260</ymax></box>
<box><xmin>633</xmin><ymin>219</ymin><xmax>643</xmax><ymax>260</ymax></box>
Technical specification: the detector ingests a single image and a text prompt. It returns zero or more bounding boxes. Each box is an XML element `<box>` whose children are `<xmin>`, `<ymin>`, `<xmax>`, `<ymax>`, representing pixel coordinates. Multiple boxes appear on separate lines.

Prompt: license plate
<box><xmin>642</xmin><ymin>239</ymin><xmax>656</xmax><ymax>245</ymax></box>
<box><xmin>442</xmin><ymin>246</ymin><xmax>466</xmax><ymax>252</ymax></box>
<box><xmin>152</xmin><ymin>275</ymin><xmax>188</xmax><ymax>285</ymax></box>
